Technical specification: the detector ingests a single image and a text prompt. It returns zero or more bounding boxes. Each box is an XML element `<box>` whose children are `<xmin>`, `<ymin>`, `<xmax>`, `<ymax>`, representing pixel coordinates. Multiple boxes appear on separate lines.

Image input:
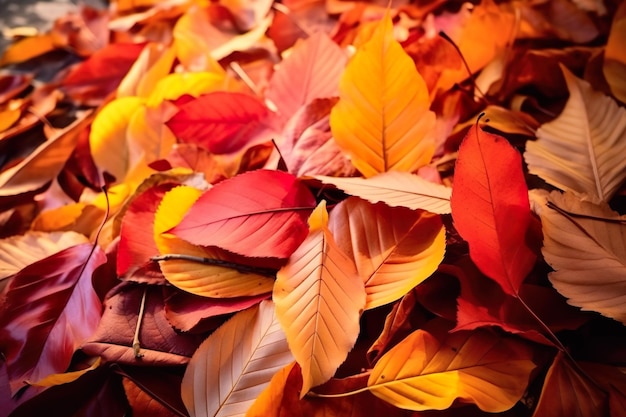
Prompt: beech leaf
<box><xmin>0</xmin><ymin>243</ymin><xmax>105</xmax><ymax>394</ymax></box>
<box><xmin>266</xmin><ymin>32</ymin><xmax>347</xmax><ymax>119</ymax></box>
<box><xmin>539</xmin><ymin>191</ymin><xmax>626</xmax><ymax>324</ymax></box>
<box><xmin>329</xmin><ymin>15</ymin><xmax>436</xmax><ymax>177</ymax></box>
<box><xmin>524</xmin><ymin>66</ymin><xmax>626</xmax><ymax>202</ymax></box>
<box><xmin>315</xmin><ymin>171</ymin><xmax>452</xmax><ymax>214</ymax></box>
<box><xmin>328</xmin><ymin>197</ymin><xmax>445</xmax><ymax>310</ymax></box>
<box><xmin>181</xmin><ymin>300</ymin><xmax>293</xmax><ymax>417</ymax></box>
<box><xmin>367</xmin><ymin>321</ymin><xmax>536</xmax><ymax>412</ymax></box>
<box><xmin>273</xmin><ymin>201</ymin><xmax>366</xmax><ymax>397</ymax></box>
<box><xmin>171</xmin><ymin>170</ymin><xmax>316</xmax><ymax>258</ymax></box>
<box><xmin>450</xmin><ymin>127</ymin><xmax>536</xmax><ymax>296</ymax></box>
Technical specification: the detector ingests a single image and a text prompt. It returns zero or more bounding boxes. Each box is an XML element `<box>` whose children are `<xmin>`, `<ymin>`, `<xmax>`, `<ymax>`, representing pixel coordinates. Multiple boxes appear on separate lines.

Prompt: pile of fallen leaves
<box><xmin>0</xmin><ymin>0</ymin><xmax>625</xmax><ymax>416</ymax></box>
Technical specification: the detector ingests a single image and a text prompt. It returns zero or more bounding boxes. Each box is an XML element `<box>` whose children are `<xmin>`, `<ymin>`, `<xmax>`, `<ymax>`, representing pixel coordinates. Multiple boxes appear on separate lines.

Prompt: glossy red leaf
<box><xmin>82</xmin><ymin>283</ymin><xmax>205</xmax><ymax>365</ymax></box>
<box><xmin>0</xmin><ymin>243</ymin><xmax>105</xmax><ymax>395</ymax></box>
<box><xmin>62</xmin><ymin>42</ymin><xmax>146</xmax><ymax>105</ymax></box>
<box><xmin>170</xmin><ymin>169</ymin><xmax>316</xmax><ymax>258</ymax></box>
<box><xmin>450</xmin><ymin>127</ymin><xmax>536</xmax><ymax>295</ymax></box>
<box><xmin>117</xmin><ymin>183</ymin><xmax>177</xmax><ymax>277</ymax></box>
<box><xmin>166</xmin><ymin>91</ymin><xmax>268</xmax><ymax>154</ymax></box>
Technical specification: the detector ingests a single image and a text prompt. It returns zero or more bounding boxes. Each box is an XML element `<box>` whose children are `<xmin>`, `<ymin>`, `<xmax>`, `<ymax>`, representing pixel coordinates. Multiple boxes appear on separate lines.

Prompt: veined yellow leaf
<box><xmin>524</xmin><ymin>66</ymin><xmax>626</xmax><ymax>202</ymax></box>
<box><xmin>328</xmin><ymin>197</ymin><xmax>445</xmax><ymax>310</ymax></box>
<box><xmin>368</xmin><ymin>322</ymin><xmax>536</xmax><ymax>412</ymax></box>
<box><xmin>182</xmin><ymin>300</ymin><xmax>294</xmax><ymax>417</ymax></box>
<box><xmin>273</xmin><ymin>201</ymin><xmax>366</xmax><ymax>397</ymax></box>
<box><xmin>89</xmin><ymin>96</ymin><xmax>144</xmax><ymax>183</ymax></box>
<box><xmin>329</xmin><ymin>15</ymin><xmax>436</xmax><ymax>178</ymax></box>
<box><xmin>539</xmin><ymin>191</ymin><xmax>626</xmax><ymax>324</ymax></box>
<box><xmin>146</xmin><ymin>71</ymin><xmax>227</xmax><ymax>107</ymax></box>
<box><xmin>314</xmin><ymin>171</ymin><xmax>451</xmax><ymax>214</ymax></box>
<box><xmin>154</xmin><ymin>185</ymin><xmax>275</xmax><ymax>298</ymax></box>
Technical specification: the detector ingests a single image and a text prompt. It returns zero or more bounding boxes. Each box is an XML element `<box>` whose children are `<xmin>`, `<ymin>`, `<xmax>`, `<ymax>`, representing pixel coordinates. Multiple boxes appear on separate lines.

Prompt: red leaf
<box><xmin>166</xmin><ymin>92</ymin><xmax>268</xmax><ymax>154</ymax></box>
<box><xmin>62</xmin><ymin>42</ymin><xmax>146</xmax><ymax>105</ymax></box>
<box><xmin>163</xmin><ymin>289</ymin><xmax>270</xmax><ymax>332</ymax></box>
<box><xmin>170</xmin><ymin>169</ymin><xmax>316</xmax><ymax>258</ymax></box>
<box><xmin>452</xmin><ymin>257</ymin><xmax>590</xmax><ymax>345</ymax></box>
<box><xmin>82</xmin><ymin>283</ymin><xmax>205</xmax><ymax>365</ymax></box>
<box><xmin>117</xmin><ymin>183</ymin><xmax>177</xmax><ymax>277</ymax></box>
<box><xmin>0</xmin><ymin>243</ymin><xmax>105</xmax><ymax>394</ymax></box>
<box><xmin>450</xmin><ymin>127</ymin><xmax>536</xmax><ymax>295</ymax></box>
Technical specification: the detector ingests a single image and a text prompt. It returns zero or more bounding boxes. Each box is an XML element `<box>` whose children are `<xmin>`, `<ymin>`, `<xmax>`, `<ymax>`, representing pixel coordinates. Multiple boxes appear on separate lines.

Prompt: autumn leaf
<box><xmin>367</xmin><ymin>320</ymin><xmax>536</xmax><ymax>412</ymax></box>
<box><xmin>330</xmin><ymin>14</ymin><xmax>436</xmax><ymax>177</ymax></box>
<box><xmin>266</xmin><ymin>32</ymin><xmax>347</xmax><ymax>120</ymax></box>
<box><xmin>82</xmin><ymin>283</ymin><xmax>205</xmax><ymax>366</ymax></box>
<box><xmin>154</xmin><ymin>185</ymin><xmax>275</xmax><ymax>298</ymax></box>
<box><xmin>166</xmin><ymin>92</ymin><xmax>269</xmax><ymax>154</ymax></box>
<box><xmin>0</xmin><ymin>243</ymin><xmax>105</xmax><ymax>394</ymax></box>
<box><xmin>538</xmin><ymin>190</ymin><xmax>626</xmax><ymax>324</ymax></box>
<box><xmin>525</xmin><ymin>66</ymin><xmax>626</xmax><ymax>202</ymax></box>
<box><xmin>604</xmin><ymin>1</ymin><xmax>626</xmax><ymax>103</ymax></box>
<box><xmin>181</xmin><ymin>300</ymin><xmax>293</xmax><ymax>417</ymax></box>
<box><xmin>170</xmin><ymin>170</ymin><xmax>316</xmax><ymax>258</ymax></box>
<box><xmin>328</xmin><ymin>197</ymin><xmax>445</xmax><ymax>310</ymax></box>
<box><xmin>315</xmin><ymin>171</ymin><xmax>452</xmax><ymax>214</ymax></box>
<box><xmin>0</xmin><ymin>113</ymin><xmax>94</xmax><ymax>199</ymax></box>
<box><xmin>273</xmin><ymin>201</ymin><xmax>366</xmax><ymax>397</ymax></box>
<box><xmin>450</xmin><ymin>127</ymin><xmax>537</xmax><ymax>296</ymax></box>
<box><xmin>531</xmin><ymin>352</ymin><xmax>608</xmax><ymax>417</ymax></box>
<box><xmin>279</xmin><ymin>98</ymin><xmax>355</xmax><ymax>177</ymax></box>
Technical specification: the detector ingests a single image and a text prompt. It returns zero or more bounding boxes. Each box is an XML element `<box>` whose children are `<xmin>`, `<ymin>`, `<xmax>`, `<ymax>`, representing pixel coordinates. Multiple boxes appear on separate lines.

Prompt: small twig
<box><xmin>133</xmin><ymin>287</ymin><xmax>148</xmax><ymax>359</ymax></box>
<box><xmin>152</xmin><ymin>254</ymin><xmax>278</xmax><ymax>277</ymax></box>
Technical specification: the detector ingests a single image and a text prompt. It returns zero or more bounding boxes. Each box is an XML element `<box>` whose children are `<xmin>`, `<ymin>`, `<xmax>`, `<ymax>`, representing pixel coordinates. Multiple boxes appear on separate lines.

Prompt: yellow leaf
<box><xmin>330</xmin><ymin>15</ymin><xmax>436</xmax><ymax>178</ymax></box>
<box><xmin>182</xmin><ymin>300</ymin><xmax>293</xmax><ymax>417</ymax></box>
<box><xmin>604</xmin><ymin>1</ymin><xmax>626</xmax><ymax>103</ymax></box>
<box><xmin>127</xmin><ymin>102</ymin><xmax>178</xmax><ymax>170</ymax></box>
<box><xmin>154</xmin><ymin>185</ymin><xmax>275</xmax><ymax>297</ymax></box>
<box><xmin>89</xmin><ymin>97</ymin><xmax>145</xmax><ymax>183</ymax></box>
<box><xmin>145</xmin><ymin>71</ymin><xmax>227</xmax><ymax>107</ymax></box>
<box><xmin>315</xmin><ymin>171</ymin><xmax>452</xmax><ymax>214</ymax></box>
<box><xmin>539</xmin><ymin>191</ymin><xmax>626</xmax><ymax>324</ymax></box>
<box><xmin>524</xmin><ymin>66</ymin><xmax>626</xmax><ymax>202</ymax></box>
<box><xmin>368</xmin><ymin>322</ymin><xmax>536</xmax><ymax>412</ymax></box>
<box><xmin>117</xmin><ymin>43</ymin><xmax>178</xmax><ymax>99</ymax></box>
<box><xmin>273</xmin><ymin>201</ymin><xmax>366</xmax><ymax>397</ymax></box>
<box><xmin>0</xmin><ymin>34</ymin><xmax>57</xmax><ymax>66</ymax></box>
<box><xmin>328</xmin><ymin>198</ymin><xmax>445</xmax><ymax>310</ymax></box>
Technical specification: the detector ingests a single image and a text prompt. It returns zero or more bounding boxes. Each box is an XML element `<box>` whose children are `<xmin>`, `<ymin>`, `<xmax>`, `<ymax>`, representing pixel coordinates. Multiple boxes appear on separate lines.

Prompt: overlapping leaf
<box><xmin>524</xmin><ymin>66</ymin><xmax>626</xmax><ymax>202</ymax></box>
<box><xmin>273</xmin><ymin>202</ymin><xmax>366</xmax><ymax>397</ymax></box>
<box><xmin>539</xmin><ymin>190</ymin><xmax>626</xmax><ymax>324</ymax></box>
<box><xmin>166</xmin><ymin>92</ymin><xmax>268</xmax><ymax>154</ymax></box>
<box><xmin>0</xmin><ymin>243</ymin><xmax>105</xmax><ymax>394</ymax></box>
<box><xmin>328</xmin><ymin>197</ymin><xmax>445</xmax><ymax>310</ymax></box>
<box><xmin>154</xmin><ymin>185</ymin><xmax>275</xmax><ymax>297</ymax></box>
<box><xmin>266</xmin><ymin>32</ymin><xmax>347</xmax><ymax>119</ymax></box>
<box><xmin>603</xmin><ymin>1</ymin><xmax>626</xmax><ymax>103</ymax></box>
<box><xmin>315</xmin><ymin>171</ymin><xmax>451</xmax><ymax>214</ymax></box>
<box><xmin>367</xmin><ymin>321</ymin><xmax>536</xmax><ymax>412</ymax></box>
<box><xmin>450</xmin><ymin>127</ymin><xmax>537</xmax><ymax>296</ymax></box>
<box><xmin>181</xmin><ymin>300</ymin><xmax>293</xmax><ymax>417</ymax></box>
<box><xmin>171</xmin><ymin>170</ymin><xmax>316</xmax><ymax>258</ymax></box>
<box><xmin>329</xmin><ymin>15</ymin><xmax>436</xmax><ymax>177</ymax></box>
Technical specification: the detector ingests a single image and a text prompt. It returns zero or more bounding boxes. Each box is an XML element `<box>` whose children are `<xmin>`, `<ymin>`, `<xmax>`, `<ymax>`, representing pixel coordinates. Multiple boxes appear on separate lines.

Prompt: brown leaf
<box><xmin>82</xmin><ymin>283</ymin><xmax>205</xmax><ymax>365</ymax></box>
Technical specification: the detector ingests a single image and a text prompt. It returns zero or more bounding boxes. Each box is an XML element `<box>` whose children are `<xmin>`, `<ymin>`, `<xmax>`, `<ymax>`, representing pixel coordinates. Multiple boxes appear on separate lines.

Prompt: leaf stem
<box><xmin>307</xmin><ymin>385</ymin><xmax>371</xmax><ymax>398</ymax></box>
<box><xmin>133</xmin><ymin>287</ymin><xmax>148</xmax><ymax>359</ymax></box>
<box><xmin>152</xmin><ymin>254</ymin><xmax>277</xmax><ymax>277</ymax></box>
<box><xmin>546</xmin><ymin>201</ymin><xmax>626</xmax><ymax>224</ymax></box>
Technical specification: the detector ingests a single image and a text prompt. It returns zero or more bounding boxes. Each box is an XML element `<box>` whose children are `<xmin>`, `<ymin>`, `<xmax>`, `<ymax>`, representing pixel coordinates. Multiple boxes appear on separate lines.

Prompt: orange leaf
<box><xmin>330</xmin><ymin>15</ymin><xmax>436</xmax><ymax>177</ymax></box>
<box><xmin>273</xmin><ymin>201</ymin><xmax>366</xmax><ymax>397</ymax></box>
